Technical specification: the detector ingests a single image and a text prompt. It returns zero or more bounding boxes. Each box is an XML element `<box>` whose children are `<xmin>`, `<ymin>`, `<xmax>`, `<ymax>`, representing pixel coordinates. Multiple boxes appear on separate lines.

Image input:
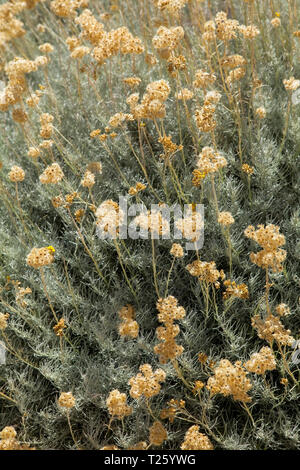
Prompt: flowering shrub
<box><xmin>0</xmin><ymin>0</ymin><xmax>299</xmax><ymax>450</ymax></box>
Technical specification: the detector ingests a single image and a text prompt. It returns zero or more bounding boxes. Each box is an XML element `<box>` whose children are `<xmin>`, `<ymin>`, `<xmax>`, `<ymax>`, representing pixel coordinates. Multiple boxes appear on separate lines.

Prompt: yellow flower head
<box><xmin>46</xmin><ymin>246</ymin><xmax>55</xmax><ymax>253</ymax></box>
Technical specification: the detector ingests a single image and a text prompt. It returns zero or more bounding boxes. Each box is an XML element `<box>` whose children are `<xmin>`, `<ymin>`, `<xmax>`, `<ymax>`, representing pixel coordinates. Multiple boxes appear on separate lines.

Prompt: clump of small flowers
<box><xmin>218</xmin><ymin>211</ymin><xmax>234</xmax><ymax>226</ymax></box>
<box><xmin>194</xmin><ymin>147</ymin><xmax>227</xmax><ymax>176</ymax></box>
<box><xmin>39</xmin><ymin>43</ymin><xmax>54</xmax><ymax>53</ymax></box>
<box><xmin>194</xmin><ymin>103</ymin><xmax>218</xmax><ymax>133</ymax></box>
<box><xmin>206</xmin><ymin>359</ymin><xmax>252</xmax><ymax>403</ymax></box>
<box><xmin>226</xmin><ymin>66</ymin><xmax>246</xmax><ymax>86</ymax></box>
<box><xmin>239</xmin><ymin>24</ymin><xmax>260</xmax><ymax>39</ymax></box>
<box><xmin>39</xmin><ymin>163</ymin><xmax>64</xmax><ymax>184</ymax></box>
<box><xmin>251</xmin><ymin>314</ymin><xmax>294</xmax><ymax>346</ymax></box>
<box><xmin>158</xmin><ymin>135</ymin><xmax>183</xmax><ymax>161</ymax></box>
<box><xmin>127</xmin><ymin>79</ymin><xmax>171</xmax><ymax>120</ymax></box>
<box><xmin>8</xmin><ymin>165</ymin><xmax>25</xmax><ymax>182</ymax></box>
<box><xmin>215</xmin><ymin>11</ymin><xmax>239</xmax><ymax>41</ymax></box>
<box><xmin>58</xmin><ymin>391</ymin><xmax>75</xmax><ymax>409</ymax></box>
<box><xmin>223</xmin><ymin>280</ymin><xmax>249</xmax><ymax>300</ymax></box>
<box><xmin>242</xmin><ymin>163</ymin><xmax>254</xmax><ymax>175</ymax></box>
<box><xmin>283</xmin><ymin>77</ymin><xmax>300</xmax><ymax>91</ymax></box>
<box><xmin>192</xmin><ymin>380</ymin><xmax>205</xmax><ymax>395</ymax></box>
<box><xmin>53</xmin><ymin>318</ymin><xmax>67</xmax><ymax>336</ymax></box>
<box><xmin>81</xmin><ymin>170</ymin><xmax>95</xmax><ymax>188</ymax></box>
<box><xmin>12</xmin><ymin>281</ymin><xmax>32</xmax><ymax>307</ymax></box>
<box><xmin>128</xmin><ymin>182</ymin><xmax>146</xmax><ymax>196</ymax></box>
<box><xmin>106</xmin><ymin>389</ymin><xmax>132</xmax><ymax>419</ymax></box>
<box><xmin>170</xmin><ymin>243</ymin><xmax>184</xmax><ymax>258</ymax></box>
<box><xmin>181</xmin><ymin>426</ymin><xmax>213</xmax><ymax>450</ymax></box>
<box><xmin>108</xmin><ymin>112</ymin><xmax>134</xmax><ymax>128</ymax></box>
<box><xmin>129</xmin><ymin>364</ymin><xmax>166</xmax><ymax>399</ymax></box>
<box><xmin>271</xmin><ymin>17</ymin><xmax>281</xmax><ymax>28</ymax></box>
<box><xmin>152</xmin><ymin>25</ymin><xmax>184</xmax><ymax>54</ymax></box>
<box><xmin>221</xmin><ymin>54</ymin><xmax>246</xmax><ymax>68</ymax></box>
<box><xmin>118</xmin><ymin>304</ymin><xmax>139</xmax><ymax>339</ymax></box>
<box><xmin>27</xmin><ymin>147</ymin><xmax>40</xmax><ymax>158</ymax></box>
<box><xmin>186</xmin><ymin>260</ymin><xmax>225</xmax><ymax>288</ymax></box>
<box><xmin>193</xmin><ymin>69</ymin><xmax>216</xmax><ymax>89</ymax></box>
<box><xmin>0</xmin><ymin>312</ymin><xmax>9</xmax><ymax>330</ymax></box>
<box><xmin>51</xmin><ymin>0</ymin><xmax>84</xmax><ymax>18</ymax></box>
<box><xmin>0</xmin><ymin>426</ymin><xmax>34</xmax><ymax>450</ymax></box>
<box><xmin>244</xmin><ymin>224</ymin><xmax>286</xmax><ymax>272</ymax></box>
<box><xmin>175</xmin><ymin>88</ymin><xmax>194</xmax><ymax>100</ymax></box>
<box><xmin>133</xmin><ymin>208</ymin><xmax>170</xmax><ymax>237</ymax></box>
<box><xmin>154</xmin><ymin>296</ymin><xmax>186</xmax><ymax>364</ymax></box>
<box><xmin>95</xmin><ymin>200</ymin><xmax>124</xmax><ymax>237</ymax></box>
<box><xmin>123</xmin><ymin>76</ymin><xmax>141</xmax><ymax>88</ymax></box>
<box><xmin>160</xmin><ymin>399</ymin><xmax>185</xmax><ymax>423</ymax></box>
<box><xmin>39</xmin><ymin>140</ymin><xmax>54</xmax><ymax>149</ymax></box>
<box><xmin>149</xmin><ymin>421</ymin><xmax>167</xmax><ymax>446</ymax></box>
<box><xmin>255</xmin><ymin>107</ymin><xmax>266</xmax><ymax>119</ymax></box>
<box><xmin>40</xmin><ymin>113</ymin><xmax>54</xmax><ymax>139</ymax></box>
<box><xmin>175</xmin><ymin>206</ymin><xmax>203</xmax><ymax>242</ymax></box>
<box><xmin>244</xmin><ymin>347</ymin><xmax>276</xmax><ymax>375</ymax></box>
<box><xmin>26</xmin><ymin>246</ymin><xmax>55</xmax><ymax>268</ymax></box>
<box><xmin>275</xmin><ymin>304</ymin><xmax>290</xmax><ymax>317</ymax></box>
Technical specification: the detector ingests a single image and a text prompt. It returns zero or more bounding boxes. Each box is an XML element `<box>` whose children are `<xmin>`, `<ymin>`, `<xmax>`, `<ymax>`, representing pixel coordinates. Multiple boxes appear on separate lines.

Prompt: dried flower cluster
<box><xmin>244</xmin><ymin>347</ymin><xmax>276</xmax><ymax>375</ymax></box>
<box><xmin>53</xmin><ymin>318</ymin><xmax>67</xmax><ymax>337</ymax></box>
<box><xmin>181</xmin><ymin>426</ymin><xmax>213</xmax><ymax>450</ymax></box>
<box><xmin>186</xmin><ymin>259</ymin><xmax>225</xmax><ymax>288</ymax></box>
<box><xmin>129</xmin><ymin>364</ymin><xmax>166</xmax><ymax>399</ymax></box>
<box><xmin>118</xmin><ymin>304</ymin><xmax>139</xmax><ymax>339</ymax></box>
<box><xmin>154</xmin><ymin>296</ymin><xmax>186</xmax><ymax>364</ymax></box>
<box><xmin>128</xmin><ymin>182</ymin><xmax>146</xmax><ymax>196</ymax></box>
<box><xmin>58</xmin><ymin>391</ymin><xmax>76</xmax><ymax>409</ymax></box>
<box><xmin>244</xmin><ymin>224</ymin><xmax>286</xmax><ymax>272</ymax></box>
<box><xmin>223</xmin><ymin>280</ymin><xmax>249</xmax><ymax>300</ymax></box>
<box><xmin>39</xmin><ymin>163</ymin><xmax>64</xmax><ymax>184</ymax></box>
<box><xmin>95</xmin><ymin>200</ymin><xmax>124</xmax><ymax>236</ymax></box>
<box><xmin>251</xmin><ymin>314</ymin><xmax>294</xmax><ymax>346</ymax></box>
<box><xmin>0</xmin><ymin>56</ymin><xmax>48</xmax><ymax>111</ymax></box>
<box><xmin>133</xmin><ymin>208</ymin><xmax>170</xmax><ymax>237</ymax></box>
<box><xmin>206</xmin><ymin>359</ymin><xmax>253</xmax><ymax>403</ymax></box>
<box><xmin>218</xmin><ymin>211</ymin><xmax>234</xmax><ymax>226</ymax></box>
<box><xmin>127</xmin><ymin>79</ymin><xmax>170</xmax><ymax>120</ymax></box>
<box><xmin>106</xmin><ymin>389</ymin><xmax>132</xmax><ymax>419</ymax></box>
<box><xmin>170</xmin><ymin>243</ymin><xmax>184</xmax><ymax>258</ymax></box>
<box><xmin>175</xmin><ymin>207</ymin><xmax>203</xmax><ymax>242</ymax></box>
<box><xmin>26</xmin><ymin>246</ymin><xmax>55</xmax><ymax>269</ymax></box>
<box><xmin>0</xmin><ymin>426</ymin><xmax>34</xmax><ymax>450</ymax></box>
<box><xmin>149</xmin><ymin>421</ymin><xmax>167</xmax><ymax>446</ymax></box>
<box><xmin>8</xmin><ymin>165</ymin><xmax>25</xmax><ymax>182</ymax></box>
<box><xmin>0</xmin><ymin>312</ymin><xmax>9</xmax><ymax>330</ymax></box>
<box><xmin>160</xmin><ymin>398</ymin><xmax>185</xmax><ymax>423</ymax></box>
<box><xmin>194</xmin><ymin>147</ymin><xmax>227</xmax><ymax>179</ymax></box>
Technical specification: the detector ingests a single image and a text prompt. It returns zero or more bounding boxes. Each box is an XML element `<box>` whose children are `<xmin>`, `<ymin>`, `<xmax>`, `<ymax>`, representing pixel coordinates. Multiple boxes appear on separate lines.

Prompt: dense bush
<box><xmin>0</xmin><ymin>0</ymin><xmax>299</xmax><ymax>450</ymax></box>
